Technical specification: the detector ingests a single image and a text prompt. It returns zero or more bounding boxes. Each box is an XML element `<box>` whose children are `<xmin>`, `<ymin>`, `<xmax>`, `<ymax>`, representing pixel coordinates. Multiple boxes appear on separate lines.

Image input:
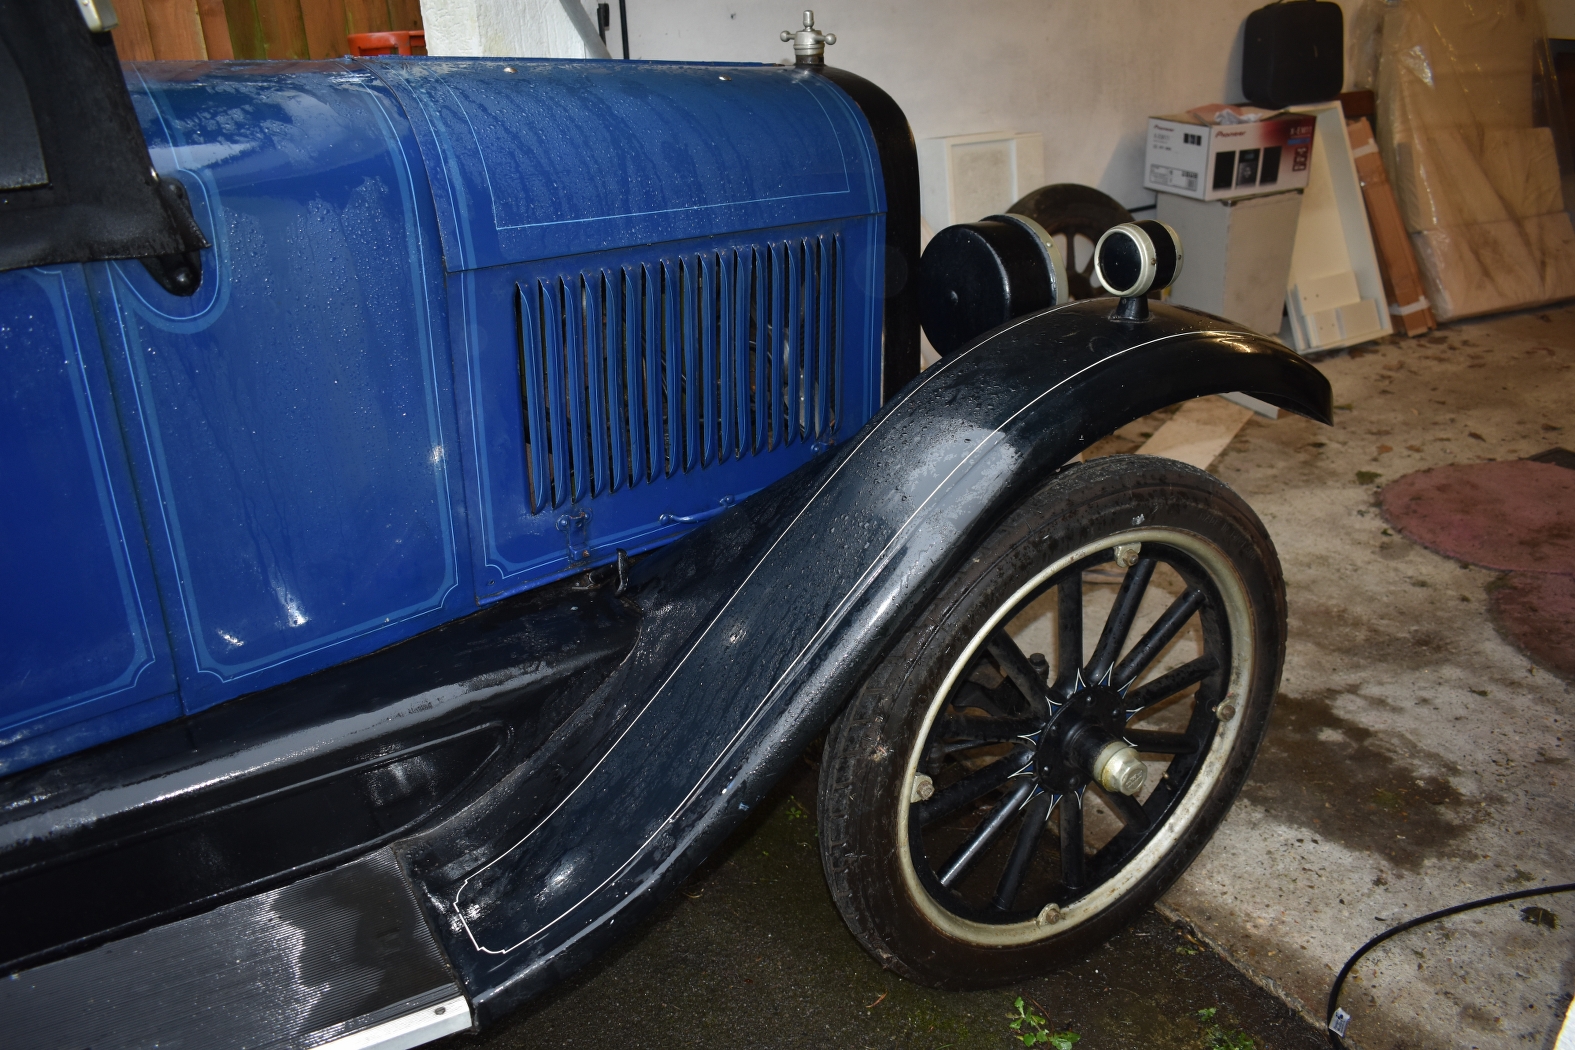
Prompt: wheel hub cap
<box><xmin>1032</xmin><ymin>685</ymin><xmax>1143</xmax><ymax>795</ymax></box>
<box><xmin>1091</xmin><ymin>739</ymin><xmax>1147</xmax><ymax>796</ymax></box>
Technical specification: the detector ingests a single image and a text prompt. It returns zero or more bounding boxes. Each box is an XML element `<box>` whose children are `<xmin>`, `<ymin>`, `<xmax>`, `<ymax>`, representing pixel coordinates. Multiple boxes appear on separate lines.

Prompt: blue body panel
<box><xmin>101</xmin><ymin>64</ymin><xmax>468</xmax><ymax>718</ymax></box>
<box><xmin>371</xmin><ymin>59</ymin><xmax>882</xmax><ymax>271</ymax></box>
<box><xmin>377</xmin><ymin>58</ymin><xmax>884</xmax><ymax>599</ymax></box>
<box><xmin>0</xmin><ymin>267</ymin><xmax>181</xmax><ymax>766</ymax></box>
<box><xmin>0</xmin><ymin>58</ymin><xmax>886</xmax><ymax>771</ymax></box>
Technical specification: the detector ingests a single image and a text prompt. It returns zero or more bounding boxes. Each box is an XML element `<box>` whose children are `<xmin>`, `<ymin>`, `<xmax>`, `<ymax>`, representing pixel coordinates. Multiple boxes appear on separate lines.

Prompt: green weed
<box><xmin>1008</xmin><ymin>1001</ymin><xmax>1083</xmax><ymax>1045</ymax></box>
<box><xmin>1196</xmin><ymin>1006</ymin><xmax>1255</xmax><ymax>1050</ymax></box>
<box><xmin>1007</xmin><ymin>997</ymin><xmax>1048</xmax><ymax>1045</ymax></box>
<box><xmin>1205</xmin><ymin>1028</ymin><xmax>1255</xmax><ymax>1050</ymax></box>
<box><xmin>1006</xmin><ymin>997</ymin><xmax>1079</xmax><ymax>1048</ymax></box>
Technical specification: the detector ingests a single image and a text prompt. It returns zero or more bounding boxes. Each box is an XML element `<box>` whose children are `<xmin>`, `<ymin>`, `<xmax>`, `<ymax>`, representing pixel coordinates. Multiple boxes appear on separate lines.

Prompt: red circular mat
<box><xmin>1379</xmin><ymin>460</ymin><xmax>1575</xmax><ymax>574</ymax></box>
<box><xmin>1489</xmin><ymin>571</ymin><xmax>1575</xmax><ymax>679</ymax></box>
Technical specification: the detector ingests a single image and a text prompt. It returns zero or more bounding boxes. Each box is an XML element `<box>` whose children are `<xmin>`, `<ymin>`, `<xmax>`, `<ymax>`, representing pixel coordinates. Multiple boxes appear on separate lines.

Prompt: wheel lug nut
<box><xmin>1093</xmin><ymin>741</ymin><xmax>1147</xmax><ymax>796</ymax></box>
<box><xmin>910</xmin><ymin>773</ymin><xmax>935</xmax><ymax>803</ymax></box>
<box><xmin>1029</xmin><ymin>652</ymin><xmax>1049</xmax><ymax>681</ymax></box>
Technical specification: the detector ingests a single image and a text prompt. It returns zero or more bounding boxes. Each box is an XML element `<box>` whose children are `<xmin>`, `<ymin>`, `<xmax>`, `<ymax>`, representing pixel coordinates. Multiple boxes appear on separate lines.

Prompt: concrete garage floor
<box><xmin>1156</xmin><ymin>306</ymin><xmax>1575</xmax><ymax>1050</ymax></box>
<box><xmin>448</xmin><ymin>306</ymin><xmax>1574</xmax><ymax>1050</ymax></box>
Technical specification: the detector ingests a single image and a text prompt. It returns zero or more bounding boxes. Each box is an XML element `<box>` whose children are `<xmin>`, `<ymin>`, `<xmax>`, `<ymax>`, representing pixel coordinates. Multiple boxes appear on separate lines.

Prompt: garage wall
<box><xmin>605</xmin><ymin>0</ymin><xmax>1361</xmax><ymax>212</ymax></box>
<box><xmin>1546</xmin><ymin>0</ymin><xmax>1575</xmax><ymax>41</ymax></box>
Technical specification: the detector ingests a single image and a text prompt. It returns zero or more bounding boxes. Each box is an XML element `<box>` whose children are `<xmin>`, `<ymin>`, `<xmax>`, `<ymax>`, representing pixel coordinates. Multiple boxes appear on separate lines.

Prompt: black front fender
<box><xmin>411</xmin><ymin>301</ymin><xmax>1330</xmax><ymax>1017</ymax></box>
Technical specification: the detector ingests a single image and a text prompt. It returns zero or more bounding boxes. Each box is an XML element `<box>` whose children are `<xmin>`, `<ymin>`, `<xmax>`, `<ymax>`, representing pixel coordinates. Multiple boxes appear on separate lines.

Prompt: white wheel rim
<box><xmin>895</xmin><ymin>526</ymin><xmax>1254</xmax><ymax>947</ymax></box>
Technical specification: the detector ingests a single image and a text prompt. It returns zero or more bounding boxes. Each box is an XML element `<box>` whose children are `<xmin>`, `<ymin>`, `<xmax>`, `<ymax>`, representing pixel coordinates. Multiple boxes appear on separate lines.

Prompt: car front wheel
<box><xmin>817</xmin><ymin>455</ymin><xmax>1285</xmax><ymax>986</ymax></box>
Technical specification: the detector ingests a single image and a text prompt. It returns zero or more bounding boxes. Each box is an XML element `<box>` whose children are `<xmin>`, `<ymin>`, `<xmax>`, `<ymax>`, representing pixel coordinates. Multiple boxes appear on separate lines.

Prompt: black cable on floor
<box><xmin>1325</xmin><ymin>881</ymin><xmax>1575</xmax><ymax>1049</ymax></box>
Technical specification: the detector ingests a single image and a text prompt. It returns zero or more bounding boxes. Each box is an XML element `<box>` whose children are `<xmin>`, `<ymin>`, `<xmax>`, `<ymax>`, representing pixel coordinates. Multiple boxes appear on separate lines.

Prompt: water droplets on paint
<box><xmin>273</xmin><ymin>583</ymin><xmax>309</xmax><ymax>628</ymax></box>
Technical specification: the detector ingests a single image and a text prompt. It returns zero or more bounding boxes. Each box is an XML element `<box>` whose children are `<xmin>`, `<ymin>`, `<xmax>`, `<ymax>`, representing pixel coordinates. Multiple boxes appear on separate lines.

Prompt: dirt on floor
<box><xmin>450</xmin><ymin>757</ymin><xmax>1327</xmax><ymax>1050</ymax></box>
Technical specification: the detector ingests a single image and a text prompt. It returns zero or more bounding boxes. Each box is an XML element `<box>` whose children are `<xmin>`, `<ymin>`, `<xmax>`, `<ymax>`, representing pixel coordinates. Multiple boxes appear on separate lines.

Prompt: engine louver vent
<box><xmin>515</xmin><ymin>236</ymin><xmax>843</xmax><ymax>513</ymax></box>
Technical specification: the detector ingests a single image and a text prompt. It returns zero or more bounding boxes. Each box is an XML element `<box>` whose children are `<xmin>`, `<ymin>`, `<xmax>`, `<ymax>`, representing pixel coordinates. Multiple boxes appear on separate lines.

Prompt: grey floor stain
<box><xmin>1242</xmin><ymin>690</ymin><xmax>1469</xmax><ymax>870</ymax></box>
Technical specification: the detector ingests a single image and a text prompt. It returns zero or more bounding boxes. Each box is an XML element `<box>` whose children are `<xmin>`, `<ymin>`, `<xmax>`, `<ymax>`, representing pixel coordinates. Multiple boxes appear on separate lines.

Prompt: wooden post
<box><xmin>1346</xmin><ymin>116</ymin><xmax>1436</xmax><ymax>336</ymax></box>
<box><xmin>111</xmin><ymin>0</ymin><xmax>158</xmax><ymax>61</ymax></box>
<box><xmin>197</xmin><ymin>0</ymin><xmax>234</xmax><ymax>58</ymax></box>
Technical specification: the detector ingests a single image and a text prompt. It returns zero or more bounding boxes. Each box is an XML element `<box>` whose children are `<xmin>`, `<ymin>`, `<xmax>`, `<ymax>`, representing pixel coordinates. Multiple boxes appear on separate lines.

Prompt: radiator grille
<box><xmin>516</xmin><ymin>236</ymin><xmax>843</xmax><ymax>513</ymax></box>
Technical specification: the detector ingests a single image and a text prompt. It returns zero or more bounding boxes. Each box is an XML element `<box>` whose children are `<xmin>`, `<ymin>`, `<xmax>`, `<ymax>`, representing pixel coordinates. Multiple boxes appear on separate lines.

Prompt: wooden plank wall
<box><xmin>112</xmin><ymin>0</ymin><xmax>423</xmax><ymax>61</ymax></box>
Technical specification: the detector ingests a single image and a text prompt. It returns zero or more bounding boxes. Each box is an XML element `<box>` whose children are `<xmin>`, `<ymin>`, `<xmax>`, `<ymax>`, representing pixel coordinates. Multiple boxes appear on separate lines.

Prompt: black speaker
<box><xmin>1241</xmin><ymin>1</ymin><xmax>1343</xmax><ymax>110</ymax></box>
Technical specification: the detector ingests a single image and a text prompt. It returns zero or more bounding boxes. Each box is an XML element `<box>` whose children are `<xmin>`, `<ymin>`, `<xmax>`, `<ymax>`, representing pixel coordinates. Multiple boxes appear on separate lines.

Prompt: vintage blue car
<box><xmin>0</xmin><ymin>3</ymin><xmax>1328</xmax><ymax>1047</ymax></box>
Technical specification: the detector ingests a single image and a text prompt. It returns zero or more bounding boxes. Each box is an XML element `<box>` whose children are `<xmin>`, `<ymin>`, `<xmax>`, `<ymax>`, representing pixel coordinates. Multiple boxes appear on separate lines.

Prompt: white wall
<box><xmin>1545</xmin><ymin>0</ymin><xmax>1575</xmax><ymax>39</ymax></box>
<box><xmin>596</xmin><ymin>1</ymin><xmax>1359</xmax><ymax>211</ymax></box>
<box><xmin>426</xmin><ymin>0</ymin><xmax>610</xmax><ymax>59</ymax></box>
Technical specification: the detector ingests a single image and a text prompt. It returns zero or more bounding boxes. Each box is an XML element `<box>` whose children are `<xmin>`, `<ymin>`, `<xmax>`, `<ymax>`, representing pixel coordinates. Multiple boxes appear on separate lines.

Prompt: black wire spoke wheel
<box><xmin>1008</xmin><ymin>184</ymin><xmax>1133</xmax><ymax>300</ymax></box>
<box><xmin>905</xmin><ymin>538</ymin><xmax>1233</xmax><ymax>930</ymax></box>
<box><xmin>818</xmin><ymin>457</ymin><xmax>1285</xmax><ymax>987</ymax></box>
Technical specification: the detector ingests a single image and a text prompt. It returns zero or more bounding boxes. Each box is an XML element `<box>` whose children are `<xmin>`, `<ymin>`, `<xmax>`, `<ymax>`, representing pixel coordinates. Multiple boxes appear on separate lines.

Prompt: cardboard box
<box><xmin>1412</xmin><ymin>212</ymin><xmax>1575</xmax><ymax>321</ymax></box>
<box><xmin>1527</xmin><ymin>211</ymin><xmax>1575</xmax><ymax>302</ymax></box>
<box><xmin>1480</xmin><ymin>126</ymin><xmax>1564</xmax><ymax>219</ymax></box>
<box><xmin>1391</xmin><ymin>128</ymin><xmax>1509</xmax><ymax>232</ymax></box>
<box><xmin>1410</xmin><ymin>220</ymin><xmax>1539</xmax><ymax>321</ymax></box>
<box><xmin>1145</xmin><ymin>107</ymin><xmax>1317</xmax><ymax>201</ymax></box>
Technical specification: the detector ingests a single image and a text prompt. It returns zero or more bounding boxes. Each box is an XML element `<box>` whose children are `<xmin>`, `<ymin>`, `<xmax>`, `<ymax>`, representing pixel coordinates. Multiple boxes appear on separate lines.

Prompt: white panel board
<box><xmin>1159</xmin><ymin>189</ymin><xmax>1303</xmax><ymax>335</ymax></box>
<box><xmin>1284</xmin><ymin>101</ymin><xmax>1391</xmax><ymax>352</ymax></box>
<box><xmin>919</xmin><ymin>131</ymin><xmax>1044</xmax><ymax>232</ymax></box>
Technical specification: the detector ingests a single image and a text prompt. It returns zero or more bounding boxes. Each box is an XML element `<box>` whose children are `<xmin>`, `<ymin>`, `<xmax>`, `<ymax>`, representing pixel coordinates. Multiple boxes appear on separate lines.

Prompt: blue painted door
<box><xmin>95</xmin><ymin>64</ymin><xmax>469</xmax><ymax>716</ymax></box>
<box><xmin>0</xmin><ymin>266</ymin><xmax>181</xmax><ymax>773</ymax></box>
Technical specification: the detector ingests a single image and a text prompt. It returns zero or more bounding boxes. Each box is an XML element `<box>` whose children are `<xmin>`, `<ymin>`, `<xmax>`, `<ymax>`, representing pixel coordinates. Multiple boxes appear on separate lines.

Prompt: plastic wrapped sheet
<box><xmin>1481</xmin><ymin>126</ymin><xmax>1564</xmax><ymax>217</ymax></box>
<box><xmin>1374</xmin><ymin>0</ymin><xmax>1575</xmax><ymax>319</ymax></box>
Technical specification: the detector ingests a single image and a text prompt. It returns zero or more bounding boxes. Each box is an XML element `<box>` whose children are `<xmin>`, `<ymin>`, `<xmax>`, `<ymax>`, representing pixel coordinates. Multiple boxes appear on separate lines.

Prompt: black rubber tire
<box><xmin>1008</xmin><ymin>184</ymin><xmax>1133</xmax><ymax>300</ymax></box>
<box><xmin>816</xmin><ymin>456</ymin><xmax>1285</xmax><ymax>988</ymax></box>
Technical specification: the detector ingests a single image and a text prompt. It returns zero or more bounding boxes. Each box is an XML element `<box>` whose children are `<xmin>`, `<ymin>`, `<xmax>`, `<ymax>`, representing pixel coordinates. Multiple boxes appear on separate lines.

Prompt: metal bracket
<box><xmin>556</xmin><ymin>508</ymin><xmax>591</xmax><ymax>567</ymax></box>
<box><xmin>658</xmin><ymin>494</ymin><xmax>735</xmax><ymax>527</ymax></box>
<box><xmin>138</xmin><ymin>177</ymin><xmax>206</xmax><ymax>296</ymax></box>
<box><xmin>74</xmin><ymin>0</ymin><xmax>119</xmax><ymax>33</ymax></box>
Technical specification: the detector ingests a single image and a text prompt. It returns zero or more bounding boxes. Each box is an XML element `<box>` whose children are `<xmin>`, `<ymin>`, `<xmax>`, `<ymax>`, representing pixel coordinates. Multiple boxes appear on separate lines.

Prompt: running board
<box><xmin>0</xmin><ymin>848</ymin><xmax>470</xmax><ymax>1050</ymax></box>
